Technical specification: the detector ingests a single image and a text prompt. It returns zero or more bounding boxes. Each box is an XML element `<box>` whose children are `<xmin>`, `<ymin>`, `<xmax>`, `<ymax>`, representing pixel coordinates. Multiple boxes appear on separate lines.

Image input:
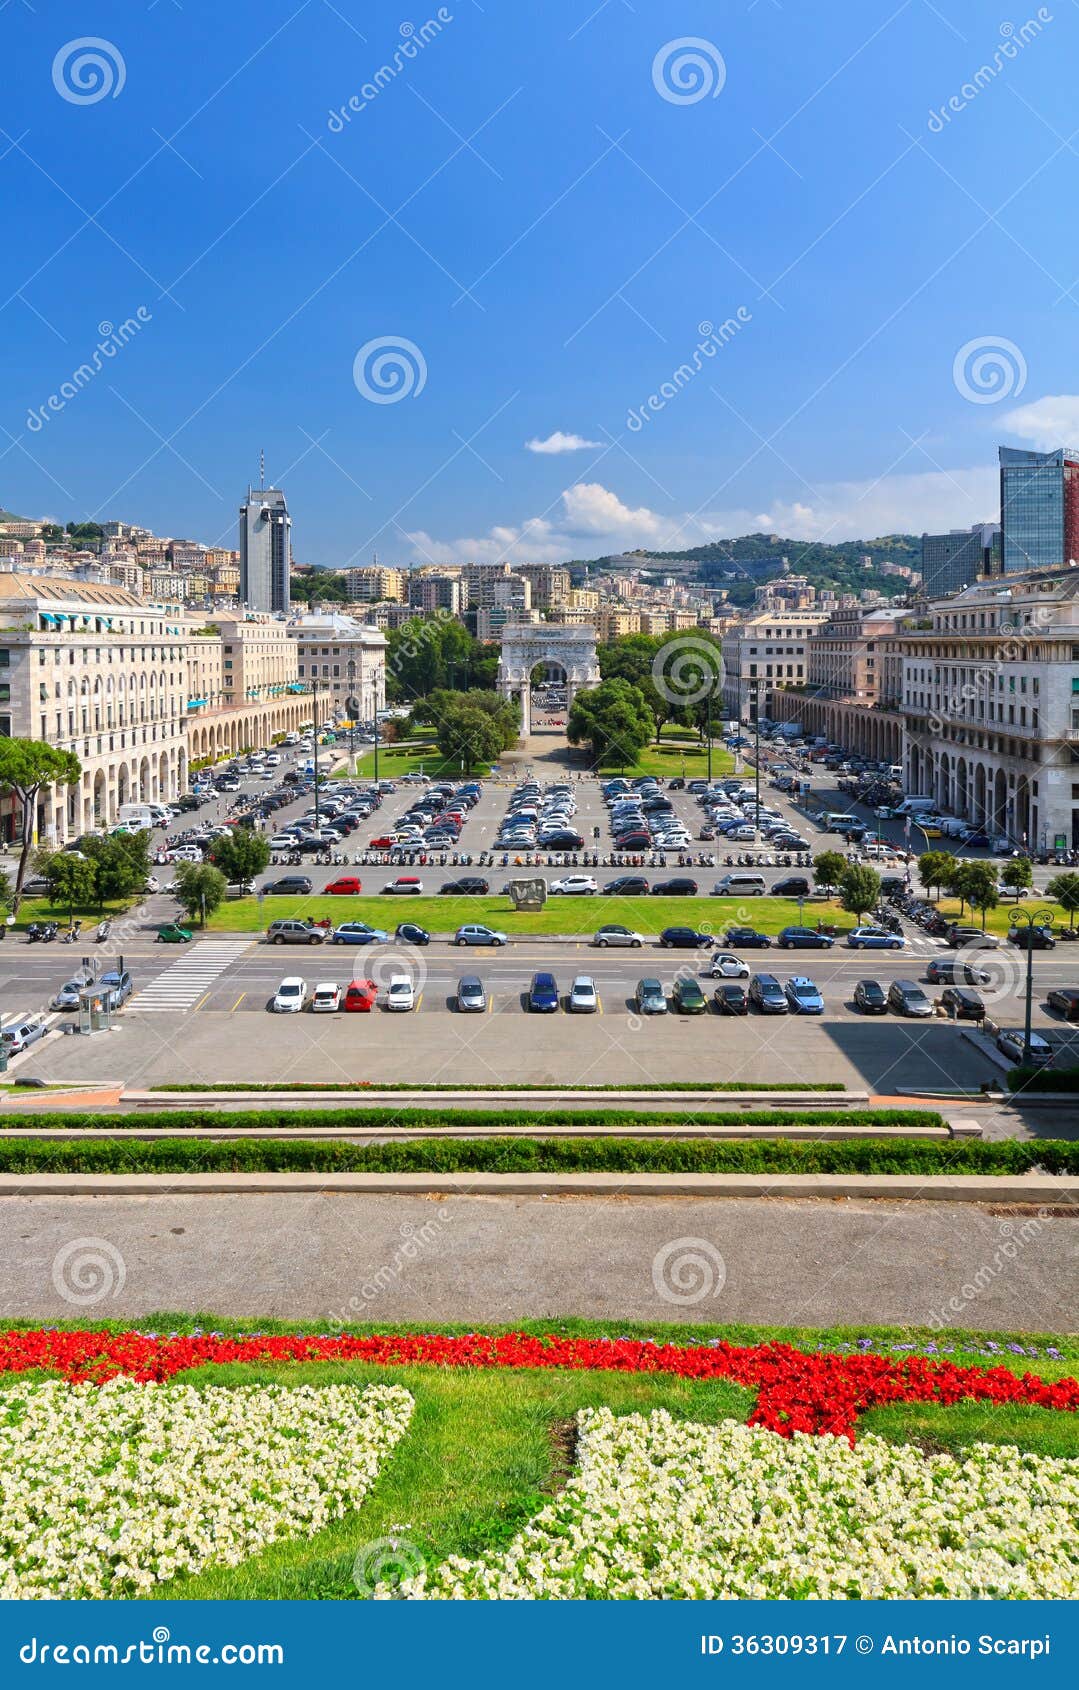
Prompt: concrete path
<box><xmin>3</xmin><ymin>1192</ymin><xmax>1074</xmax><ymax>1329</ymax></box>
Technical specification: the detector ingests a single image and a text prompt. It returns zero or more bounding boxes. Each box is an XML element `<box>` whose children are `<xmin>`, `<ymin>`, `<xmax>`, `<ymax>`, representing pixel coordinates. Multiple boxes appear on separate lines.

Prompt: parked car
<box><xmin>592</xmin><ymin>925</ymin><xmax>644</xmax><ymax>948</ymax></box>
<box><xmin>996</xmin><ymin>1028</ymin><xmax>1053</xmax><ymax>1066</ymax></box>
<box><xmin>569</xmin><ymin>975</ymin><xmax>599</xmax><ymax>1014</ymax></box>
<box><xmin>671</xmin><ymin>977</ymin><xmax>708</xmax><ymax>1014</ymax></box>
<box><xmin>1008</xmin><ymin>925</ymin><xmax>1056</xmax><ymax>950</ymax></box>
<box><xmin>272</xmin><ymin>977</ymin><xmax>308</xmax><ymax>1013</ymax></box>
<box><xmin>50</xmin><ymin>973</ymin><xmax>94</xmax><ymax>1011</ymax></box>
<box><xmin>777</xmin><ymin>926</ymin><xmax>834</xmax><ymax>950</ymax></box>
<box><xmin>310</xmin><ymin>982</ymin><xmax>341</xmax><ymax>1014</ymax></box>
<box><xmin>1</xmin><ymin>1016</ymin><xmax>48</xmax><ymax>1054</ymax></box>
<box><xmin>659</xmin><ymin>926</ymin><xmax>713</xmax><ymax>949</ymax></box>
<box><xmin>724</xmin><ymin>927</ymin><xmax>772</xmax><ymax>949</ymax></box>
<box><xmin>652</xmin><ymin>878</ymin><xmax>698</xmax><ymax>896</ymax></box>
<box><xmin>455</xmin><ymin>924</ymin><xmax>507</xmax><ymax>947</ymax></box>
<box><xmin>887</xmin><ymin>979</ymin><xmax>933</xmax><ymax>1017</ymax></box>
<box><xmin>946</xmin><ymin>926</ymin><xmax>1000</xmax><ymax>949</ymax></box>
<box><xmin>1047</xmin><ymin>987</ymin><xmax>1079</xmax><ymax>1021</ymax></box>
<box><xmin>382</xmin><ymin>877</ymin><xmax>423</xmax><ymax>895</ymax></box>
<box><xmin>853</xmin><ymin>978</ymin><xmax>888</xmax><ymax>1015</ymax></box>
<box><xmin>395</xmin><ymin>922</ymin><xmax>430</xmax><ymax>946</ymax></box>
<box><xmin>925</xmin><ymin>957</ymin><xmax>991</xmax><ymax>986</ymax></box>
<box><xmin>550</xmin><ymin>875</ymin><xmax>599</xmax><ymax>896</ymax></box>
<box><xmin>331</xmin><ymin>922</ymin><xmax>387</xmax><ymax>945</ymax></box>
<box><xmin>342</xmin><ymin>978</ymin><xmax>378</xmax><ymax>1012</ymax></box>
<box><xmin>846</xmin><ymin>925</ymin><xmax>904</xmax><ymax>951</ymax></box>
<box><xmin>713</xmin><ymin>982</ymin><xmax>749</xmax><ymax>1015</ymax></box>
<box><xmin>385</xmin><ymin>975</ymin><xmax>417</xmax><ymax>1012</ymax></box>
<box><xmin>785</xmin><ymin>976</ymin><xmax>824</xmax><ymax>1014</ymax></box>
<box><xmin>323</xmin><ymin>877</ymin><xmax>363</xmax><ymax>896</ymax></box>
<box><xmin>439</xmin><ymin>878</ymin><xmax>490</xmax><ymax>896</ymax></box>
<box><xmin>940</xmin><ymin>986</ymin><xmax>985</xmax><ymax>1022</ymax></box>
<box><xmin>528</xmin><ymin>971</ymin><xmax>560</xmax><ymax>1012</ymax></box>
<box><xmin>267</xmin><ymin>920</ymin><xmax>327</xmax><ymax>946</ymax></box>
<box><xmin>456</xmin><ymin>975</ymin><xmax>487</xmax><ymax>1013</ymax></box>
<box><xmin>155</xmin><ymin>923</ymin><xmax>192</xmax><ymax>944</ymax></box>
<box><xmin>604</xmin><ymin>876</ymin><xmax>650</xmax><ymax>896</ymax></box>
<box><xmin>635</xmin><ymin>978</ymin><xmax>668</xmax><ymax>1015</ymax></box>
<box><xmin>772</xmin><ymin>876</ymin><xmax>811</xmax><ymax>898</ymax></box>
<box><xmin>98</xmin><ymin>968</ymin><xmax>134</xmax><ymax>1009</ymax></box>
<box><xmin>748</xmin><ymin>973</ymin><xmax>787</xmax><ymax>1014</ymax></box>
<box><xmin>262</xmin><ymin>875</ymin><xmax>314</xmax><ymax>896</ymax></box>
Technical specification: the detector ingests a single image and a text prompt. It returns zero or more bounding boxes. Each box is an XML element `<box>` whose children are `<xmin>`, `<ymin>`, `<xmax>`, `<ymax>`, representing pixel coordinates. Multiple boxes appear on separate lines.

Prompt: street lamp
<box><xmin>1010</xmin><ymin>905</ymin><xmax>1054</xmax><ymax>1068</ymax></box>
<box><xmin>346</xmin><ymin>656</ymin><xmax>356</xmax><ymax>775</ymax></box>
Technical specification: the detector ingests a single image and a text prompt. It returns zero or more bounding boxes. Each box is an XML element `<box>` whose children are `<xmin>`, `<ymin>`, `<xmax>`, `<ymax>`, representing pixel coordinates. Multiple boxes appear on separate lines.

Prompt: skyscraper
<box><xmin>239</xmin><ymin>482</ymin><xmax>291</xmax><ymax>613</ymax></box>
<box><xmin>999</xmin><ymin>446</ymin><xmax>1079</xmax><ymax>574</ymax></box>
<box><xmin>920</xmin><ymin>523</ymin><xmax>1000</xmax><ymax>598</ymax></box>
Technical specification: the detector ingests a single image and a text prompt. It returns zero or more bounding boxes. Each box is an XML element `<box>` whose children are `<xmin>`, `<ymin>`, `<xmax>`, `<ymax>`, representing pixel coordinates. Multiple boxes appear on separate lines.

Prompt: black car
<box><xmin>748</xmin><ymin>973</ymin><xmax>787</xmax><ymax>1013</ymax></box>
<box><xmin>652</xmin><ymin>878</ymin><xmax>699</xmax><ymax>896</ymax></box>
<box><xmin>605</xmin><ymin>876</ymin><xmax>650</xmax><ymax>896</ymax></box>
<box><xmin>772</xmin><ymin>876</ymin><xmax>811</xmax><ymax>898</ymax></box>
<box><xmin>1008</xmin><ymin>925</ymin><xmax>1055</xmax><ymax>950</ymax></box>
<box><xmin>713</xmin><ymin>982</ymin><xmax>748</xmax><ymax>1015</ymax></box>
<box><xmin>395</xmin><ymin>922</ymin><xmax>430</xmax><ymax>946</ymax></box>
<box><xmin>1047</xmin><ymin>987</ymin><xmax>1079</xmax><ymax>1021</ymax></box>
<box><xmin>724</xmin><ymin>927</ymin><xmax>772</xmax><ymax>949</ymax></box>
<box><xmin>667</xmin><ymin>777</ymin><xmax>686</xmax><ymax>789</ymax></box>
<box><xmin>659</xmin><ymin>926</ymin><xmax>713</xmax><ymax>949</ymax></box>
<box><xmin>541</xmin><ymin>830</ymin><xmax>585</xmax><ymax>850</ymax></box>
<box><xmin>261</xmin><ymin>875</ymin><xmax>314</xmax><ymax>896</ymax></box>
<box><xmin>439</xmin><ymin>877</ymin><xmax>490</xmax><ymax>895</ymax></box>
<box><xmin>613</xmin><ymin>832</ymin><xmax>651</xmax><ymax>851</ymax></box>
<box><xmin>853</xmin><ymin>979</ymin><xmax>887</xmax><ymax>1014</ymax></box>
<box><xmin>880</xmin><ymin>876</ymin><xmax>905</xmax><ymax>896</ymax></box>
<box><xmin>924</xmin><ymin>957</ymin><xmax>991</xmax><ymax>987</ymax></box>
<box><xmin>941</xmin><ymin>986</ymin><xmax>986</xmax><ymax>1022</ymax></box>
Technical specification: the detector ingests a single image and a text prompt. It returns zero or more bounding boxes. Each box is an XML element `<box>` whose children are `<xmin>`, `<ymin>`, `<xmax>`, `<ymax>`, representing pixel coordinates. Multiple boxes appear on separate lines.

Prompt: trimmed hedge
<box><xmin>0</xmin><ymin>1107</ymin><xmax>938</xmax><ymax>1133</ymax></box>
<box><xmin>150</xmin><ymin>1080</ymin><xmax>846</xmax><ymax>1095</ymax></box>
<box><xmin>0</xmin><ymin>1136</ymin><xmax>1076</xmax><ymax>1175</ymax></box>
<box><xmin>1008</xmin><ymin>1066</ymin><xmax>1079</xmax><ymax>1093</ymax></box>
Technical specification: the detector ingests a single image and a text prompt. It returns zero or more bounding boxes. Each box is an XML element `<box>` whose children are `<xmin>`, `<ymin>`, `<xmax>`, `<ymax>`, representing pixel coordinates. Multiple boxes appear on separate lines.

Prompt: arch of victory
<box><xmin>496</xmin><ymin>622</ymin><xmax>601</xmax><ymax>737</ymax></box>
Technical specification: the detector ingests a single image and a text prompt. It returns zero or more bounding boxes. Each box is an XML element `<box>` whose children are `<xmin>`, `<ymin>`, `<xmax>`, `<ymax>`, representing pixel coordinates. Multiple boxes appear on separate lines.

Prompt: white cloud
<box><xmin>524</xmin><ymin>431</ymin><xmax>603</xmax><ymax>454</ymax></box>
<box><xmin>405</xmin><ymin>466</ymin><xmax>1000</xmax><ymax>565</ymax></box>
<box><xmin>1001</xmin><ymin>394</ymin><xmax>1079</xmax><ymax>451</ymax></box>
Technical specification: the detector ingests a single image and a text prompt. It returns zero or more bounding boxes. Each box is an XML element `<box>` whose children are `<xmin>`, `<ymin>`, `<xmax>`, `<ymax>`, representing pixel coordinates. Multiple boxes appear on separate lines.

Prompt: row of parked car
<box><xmin>496</xmin><ymin>780</ymin><xmax>585</xmax><ymax>853</ymax></box>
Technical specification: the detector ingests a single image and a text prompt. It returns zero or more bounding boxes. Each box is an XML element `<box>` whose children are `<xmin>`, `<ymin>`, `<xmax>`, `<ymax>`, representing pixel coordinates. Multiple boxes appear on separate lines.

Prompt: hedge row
<box><xmin>150</xmin><ymin>1080</ymin><xmax>845</xmax><ymax>1094</ymax></box>
<box><xmin>0</xmin><ymin>1107</ymin><xmax>938</xmax><ymax>1133</ymax></box>
<box><xmin>1008</xmin><ymin>1067</ymin><xmax>1079</xmax><ymax>1093</ymax></box>
<box><xmin>1</xmin><ymin>1136</ymin><xmax>1076</xmax><ymax>1175</ymax></box>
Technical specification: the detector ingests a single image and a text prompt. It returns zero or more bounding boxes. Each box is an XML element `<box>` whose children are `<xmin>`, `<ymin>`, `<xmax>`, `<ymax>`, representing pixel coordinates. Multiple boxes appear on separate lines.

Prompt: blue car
<box><xmin>847</xmin><ymin>926</ymin><xmax>905</xmax><ymax>951</ymax></box>
<box><xmin>777</xmin><ymin>925</ymin><xmax>835</xmax><ymax>950</ymax></box>
<box><xmin>785</xmin><ymin>976</ymin><xmax>824</xmax><ymax>1014</ymax></box>
<box><xmin>528</xmin><ymin>971</ymin><xmax>560</xmax><ymax>1012</ymax></box>
<box><xmin>331</xmin><ymin>922</ymin><xmax>388</xmax><ymax>945</ymax></box>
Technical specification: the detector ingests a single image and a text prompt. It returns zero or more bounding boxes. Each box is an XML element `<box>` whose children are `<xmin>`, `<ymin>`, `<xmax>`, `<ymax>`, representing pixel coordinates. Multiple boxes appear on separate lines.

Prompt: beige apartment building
<box><xmin>345</xmin><ymin>566</ymin><xmax>407</xmax><ymax>603</ymax></box>
<box><xmin>288</xmin><ymin>612</ymin><xmax>387</xmax><ymax>722</ymax></box>
<box><xmin>767</xmin><ymin>605</ymin><xmax>903</xmax><ymax>763</ymax></box>
<box><xmin>720</xmin><ymin>610</ymin><xmax>829</xmax><ymax>719</ymax></box>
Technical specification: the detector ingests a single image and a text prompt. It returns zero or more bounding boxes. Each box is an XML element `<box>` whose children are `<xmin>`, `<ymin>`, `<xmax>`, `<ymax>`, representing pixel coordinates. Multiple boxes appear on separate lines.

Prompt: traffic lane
<box><xmin>5</xmin><ymin>1193</ymin><xmax>1075</xmax><ymax>1326</ymax></box>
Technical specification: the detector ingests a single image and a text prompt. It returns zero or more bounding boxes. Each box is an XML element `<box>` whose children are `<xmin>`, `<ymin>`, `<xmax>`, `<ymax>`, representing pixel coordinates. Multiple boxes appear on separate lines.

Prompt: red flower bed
<box><xmin>1</xmin><ymin>1329</ymin><xmax>1075</xmax><ymax>1442</ymax></box>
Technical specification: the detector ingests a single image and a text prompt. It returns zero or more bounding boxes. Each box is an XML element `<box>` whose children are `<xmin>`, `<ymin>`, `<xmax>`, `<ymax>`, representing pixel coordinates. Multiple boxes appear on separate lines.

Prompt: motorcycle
<box><xmin>96</xmin><ymin>920</ymin><xmax>112</xmax><ymax>943</ymax></box>
<box><xmin>40</xmin><ymin>921</ymin><xmax>58</xmax><ymax>943</ymax></box>
<box><xmin>26</xmin><ymin>923</ymin><xmax>42</xmax><ymax>943</ymax></box>
<box><xmin>62</xmin><ymin>921</ymin><xmax>82</xmax><ymax>944</ymax></box>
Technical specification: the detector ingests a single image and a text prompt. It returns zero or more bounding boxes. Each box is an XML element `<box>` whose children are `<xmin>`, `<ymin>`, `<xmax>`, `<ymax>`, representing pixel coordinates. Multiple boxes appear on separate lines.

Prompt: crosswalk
<box><xmin>130</xmin><ymin>941</ymin><xmax>252</xmax><ymax>1013</ymax></box>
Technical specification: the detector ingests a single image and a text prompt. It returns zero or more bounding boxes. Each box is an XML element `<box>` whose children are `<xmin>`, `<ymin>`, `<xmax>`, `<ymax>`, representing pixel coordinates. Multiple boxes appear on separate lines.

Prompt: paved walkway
<box><xmin>4</xmin><ymin>1193</ymin><xmax>1074</xmax><ymax>1328</ymax></box>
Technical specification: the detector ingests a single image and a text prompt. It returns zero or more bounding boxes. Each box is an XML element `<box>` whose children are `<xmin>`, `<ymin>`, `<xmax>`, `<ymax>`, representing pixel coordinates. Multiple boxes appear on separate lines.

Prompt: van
<box><xmin>712</xmin><ymin>872</ymin><xmax>767</xmax><ymax>896</ymax></box>
<box><xmin>894</xmin><ymin>796</ymin><xmax>935</xmax><ymax>817</ymax></box>
<box><xmin>116</xmin><ymin>804</ymin><xmax>156</xmax><ymax>830</ymax></box>
<box><xmin>823</xmin><ymin>812</ymin><xmax>860</xmax><ymax>831</ymax></box>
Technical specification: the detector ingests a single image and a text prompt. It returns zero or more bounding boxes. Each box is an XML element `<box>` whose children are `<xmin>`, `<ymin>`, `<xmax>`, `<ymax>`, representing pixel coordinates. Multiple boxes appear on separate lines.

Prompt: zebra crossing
<box><xmin>130</xmin><ymin>941</ymin><xmax>252</xmax><ymax>1013</ymax></box>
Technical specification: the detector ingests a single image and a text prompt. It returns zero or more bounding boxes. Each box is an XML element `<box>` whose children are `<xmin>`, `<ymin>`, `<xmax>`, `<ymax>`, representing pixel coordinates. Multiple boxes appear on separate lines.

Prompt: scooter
<box><xmin>62</xmin><ymin>921</ymin><xmax>82</xmax><ymax>944</ymax></box>
<box><xmin>96</xmin><ymin>919</ymin><xmax>112</xmax><ymax>943</ymax></box>
<box><xmin>26</xmin><ymin>923</ymin><xmax>42</xmax><ymax>943</ymax></box>
<box><xmin>40</xmin><ymin>921</ymin><xmax>58</xmax><ymax>943</ymax></box>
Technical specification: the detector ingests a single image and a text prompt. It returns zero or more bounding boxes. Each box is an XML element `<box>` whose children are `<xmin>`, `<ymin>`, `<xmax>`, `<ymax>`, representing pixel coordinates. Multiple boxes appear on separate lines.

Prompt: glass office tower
<box><xmin>999</xmin><ymin>446</ymin><xmax>1079</xmax><ymax>574</ymax></box>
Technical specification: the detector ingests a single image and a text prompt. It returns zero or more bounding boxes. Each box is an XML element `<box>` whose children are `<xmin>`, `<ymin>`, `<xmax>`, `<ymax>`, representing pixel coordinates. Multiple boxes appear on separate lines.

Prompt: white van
<box><xmin>116</xmin><ymin>804</ymin><xmax>157</xmax><ymax>830</ymax></box>
<box><xmin>894</xmin><ymin>796</ymin><xmax>936</xmax><ymax>818</ymax></box>
<box><xmin>712</xmin><ymin>872</ymin><xmax>767</xmax><ymax>896</ymax></box>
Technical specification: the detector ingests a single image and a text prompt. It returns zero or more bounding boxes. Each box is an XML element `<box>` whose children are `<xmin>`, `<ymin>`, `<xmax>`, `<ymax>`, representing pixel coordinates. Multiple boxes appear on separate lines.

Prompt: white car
<box><xmin>1</xmin><ymin>1016</ymin><xmax>49</xmax><ymax>1054</ymax></box>
<box><xmin>386</xmin><ymin>974</ymin><xmax>417</xmax><ymax>1011</ymax></box>
<box><xmin>550</xmin><ymin>875</ymin><xmax>599</xmax><ymax>895</ymax></box>
<box><xmin>310</xmin><ymin>982</ymin><xmax>341</xmax><ymax>1014</ymax></box>
<box><xmin>170</xmin><ymin>844</ymin><xmax>204</xmax><ymax>863</ymax></box>
<box><xmin>996</xmin><ymin>1028</ymin><xmax>1052</xmax><ymax>1066</ymax></box>
<box><xmin>703</xmin><ymin>952</ymin><xmax>751</xmax><ymax>979</ymax></box>
<box><xmin>569</xmin><ymin>975</ymin><xmax>599</xmax><ymax>1013</ymax></box>
<box><xmin>592</xmin><ymin>925</ymin><xmax>644</xmax><ymax>948</ymax></box>
<box><xmin>272</xmin><ymin>977</ymin><xmax>308</xmax><ymax>1013</ymax></box>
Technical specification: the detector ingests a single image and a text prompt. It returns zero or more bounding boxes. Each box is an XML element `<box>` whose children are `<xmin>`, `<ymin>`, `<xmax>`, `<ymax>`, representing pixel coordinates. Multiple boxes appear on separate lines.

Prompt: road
<box><xmin>2</xmin><ymin>1192</ymin><xmax>1075</xmax><ymax>1329</ymax></box>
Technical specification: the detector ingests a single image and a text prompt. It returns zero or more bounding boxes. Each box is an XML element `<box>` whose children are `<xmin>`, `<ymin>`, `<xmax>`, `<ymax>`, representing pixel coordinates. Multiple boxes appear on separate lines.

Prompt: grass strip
<box><xmin>0</xmin><ymin>1107</ymin><xmax>935</xmax><ymax>1132</ymax></box>
<box><xmin>0</xmin><ymin>1134</ymin><xmax>1073</xmax><ymax>1174</ymax></box>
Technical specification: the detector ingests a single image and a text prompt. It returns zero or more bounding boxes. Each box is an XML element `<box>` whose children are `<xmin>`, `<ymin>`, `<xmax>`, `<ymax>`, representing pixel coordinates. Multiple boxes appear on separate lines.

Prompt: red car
<box><xmin>369</xmin><ymin>836</ymin><xmax>395</xmax><ymax>849</ymax></box>
<box><xmin>323</xmin><ymin>876</ymin><xmax>363</xmax><ymax>895</ymax></box>
<box><xmin>343</xmin><ymin>978</ymin><xmax>378</xmax><ymax>1012</ymax></box>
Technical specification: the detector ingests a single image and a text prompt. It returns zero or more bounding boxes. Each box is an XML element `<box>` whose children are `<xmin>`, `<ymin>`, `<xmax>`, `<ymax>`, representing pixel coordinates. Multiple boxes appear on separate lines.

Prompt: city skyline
<box><xmin>4</xmin><ymin>2</ymin><xmax>1079</xmax><ymax>566</ymax></box>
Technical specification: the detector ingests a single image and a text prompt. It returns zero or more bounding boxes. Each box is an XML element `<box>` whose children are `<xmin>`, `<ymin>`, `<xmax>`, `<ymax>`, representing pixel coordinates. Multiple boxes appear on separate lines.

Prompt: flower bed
<box><xmin>399</xmin><ymin>1408</ymin><xmax>1079</xmax><ymax>1599</ymax></box>
<box><xmin>2</xmin><ymin>1329</ymin><xmax>1076</xmax><ymax>1442</ymax></box>
<box><xmin>0</xmin><ymin>1379</ymin><xmax>413</xmax><ymax>1598</ymax></box>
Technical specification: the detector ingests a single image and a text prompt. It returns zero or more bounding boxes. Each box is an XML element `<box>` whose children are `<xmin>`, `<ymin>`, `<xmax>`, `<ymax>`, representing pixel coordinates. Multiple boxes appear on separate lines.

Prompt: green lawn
<box><xmin>340</xmin><ymin>731</ymin><xmax>493</xmax><ymax>781</ymax></box>
<box><xmin>596</xmin><ymin>736</ymin><xmax>736</xmax><ymax>780</ymax></box>
<box><xmin>8</xmin><ymin>894</ymin><xmax>139</xmax><ymax>932</ymax></box>
<box><xmin>930</xmin><ymin>896</ymin><xmax>1076</xmax><ymax>937</ymax></box>
<box><xmin>208</xmin><ymin>892</ymin><xmax>855</xmax><ymax>937</ymax></box>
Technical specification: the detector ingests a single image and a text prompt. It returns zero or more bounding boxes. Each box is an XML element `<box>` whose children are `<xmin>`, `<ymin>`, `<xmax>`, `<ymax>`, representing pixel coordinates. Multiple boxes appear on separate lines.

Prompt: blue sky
<box><xmin>3</xmin><ymin>0</ymin><xmax>1078</xmax><ymax>565</ymax></box>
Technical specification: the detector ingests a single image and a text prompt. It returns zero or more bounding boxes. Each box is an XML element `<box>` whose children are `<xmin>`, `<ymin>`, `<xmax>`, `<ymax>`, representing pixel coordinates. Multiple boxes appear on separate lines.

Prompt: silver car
<box><xmin>2</xmin><ymin>1017</ymin><xmax>49</xmax><ymax>1054</ymax></box>
<box><xmin>456</xmin><ymin>975</ymin><xmax>487</xmax><ymax>1013</ymax></box>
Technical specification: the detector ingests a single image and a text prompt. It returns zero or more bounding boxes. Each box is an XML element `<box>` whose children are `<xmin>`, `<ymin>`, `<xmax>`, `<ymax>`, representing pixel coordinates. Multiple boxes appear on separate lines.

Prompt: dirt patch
<box><xmin>545</xmin><ymin>1417</ymin><xmax>578</xmax><ymax>1493</ymax></box>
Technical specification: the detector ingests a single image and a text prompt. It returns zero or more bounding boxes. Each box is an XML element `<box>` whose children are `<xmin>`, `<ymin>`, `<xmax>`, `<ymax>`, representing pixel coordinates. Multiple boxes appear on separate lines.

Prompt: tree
<box><xmin>0</xmin><ymin>740</ymin><xmax>82</xmax><ymax>911</ymax></box>
<box><xmin>1001</xmin><ymin>857</ymin><xmax>1033</xmax><ymax>898</ymax></box>
<box><xmin>812</xmin><ymin>851</ymin><xmax>847</xmax><ymax>895</ymax></box>
<box><xmin>434</xmin><ymin>703</ymin><xmax>504</xmax><ymax>772</ymax></box>
<box><xmin>918</xmin><ymin>849</ymin><xmax>955</xmax><ymax>902</ymax></box>
<box><xmin>838</xmin><ymin>863</ymin><xmax>881</xmax><ymax>921</ymax></box>
<box><xmin>567</xmin><ymin>678</ymin><xmax>655</xmax><ymax>768</ymax></box>
<box><xmin>172</xmin><ymin>862</ymin><xmax>227</xmax><ymax>928</ymax></box>
<box><xmin>40</xmin><ymin>852</ymin><xmax>96</xmax><ymax>923</ymax></box>
<box><xmin>955</xmin><ymin>860</ymin><xmax>999</xmax><ymax>929</ymax></box>
<box><xmin>81</xmin><ymin>830</ymin><xmax>152</xmax><ymax>910</ymax></box>
<box><xmin>209</xmin><ymin>829</ymin><xmax>270</xmax><ymax>888</ymax></box>
<box><xmin>1047</xmin><ymin>871</ymin><xmax>1079</xmax><ymax>930</ymax></box>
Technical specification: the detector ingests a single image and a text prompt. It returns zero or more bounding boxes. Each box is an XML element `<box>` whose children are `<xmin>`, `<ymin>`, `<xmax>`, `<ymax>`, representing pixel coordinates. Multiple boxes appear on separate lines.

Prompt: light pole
<box><xmin>346</xmin><ymin>656</ymin><xmax>356</xmax><ymax>776</ymax></box>
<box><xmin>310</xmin><ymin>679</ymin><xmax>322</xmax><ymax>835</ymax></box>
<box><xmin>753</xmin><ymin>679</ymin><xmax>763</xmax><ymax>819</ymax></box>
<box><xmin>1011</xmin><ymin>905</ymin><xmax>1054</xmax><ymax>1067</ymax></box>
<box><xmin>705</xmin><ymin>689</ymin><xmax>712</xmax><ymax>785</ymax></box>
